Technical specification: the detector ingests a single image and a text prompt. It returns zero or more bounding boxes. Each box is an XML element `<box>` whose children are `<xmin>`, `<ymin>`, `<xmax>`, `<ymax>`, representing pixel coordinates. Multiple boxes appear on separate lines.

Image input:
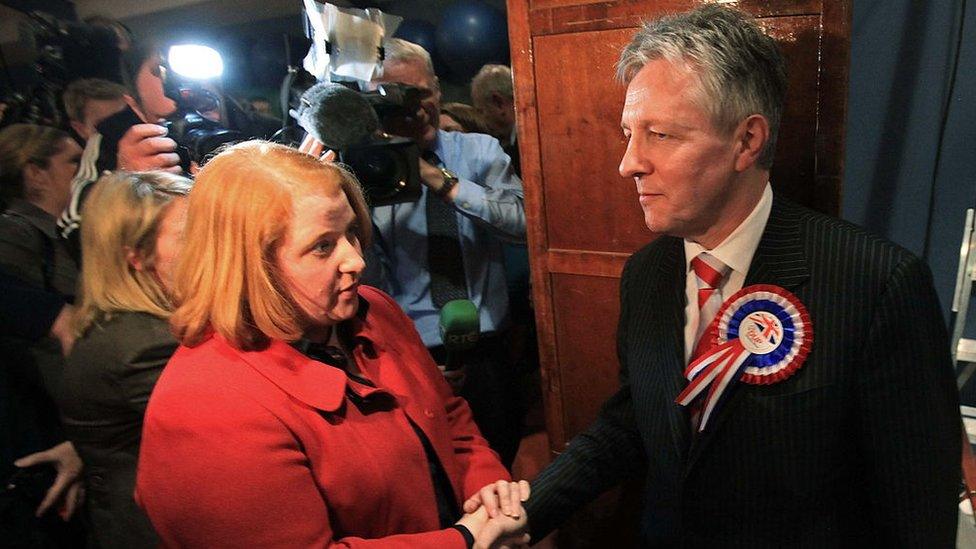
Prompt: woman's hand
<box><xmin>298</xmin><ymin>135</ymin><xmax>336</xmax><ymax>162</ymax></box>
<box><xmin>456</xmin><ymin>505</ymin><xmax>530</xmax><ymax>549</ymax></box>
<box><xmin>475</xmin><ymin>513</ymin><xmax>529</xmax><ymax>549</ymax></box>
<box><xmin>463</xmin><ymin>479</ymin><xmax>530</xmax><ymax>519</ymax></box>
<box><xmin>14</xmin><ymin>441</ymin><xmax>84</xmax><ymax>519</ymax></box>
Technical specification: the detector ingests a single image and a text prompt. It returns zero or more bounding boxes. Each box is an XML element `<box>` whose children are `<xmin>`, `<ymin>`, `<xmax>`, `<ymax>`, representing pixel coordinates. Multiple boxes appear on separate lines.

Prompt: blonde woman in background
<box><xmin>58</xmin><ymin>171</ymin><xmax>191</xmax><ymax>549</ymax></box>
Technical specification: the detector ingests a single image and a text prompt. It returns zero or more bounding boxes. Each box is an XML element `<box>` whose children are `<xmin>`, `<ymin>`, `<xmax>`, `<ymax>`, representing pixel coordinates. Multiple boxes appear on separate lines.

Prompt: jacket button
<box><xmin>424</xmin><ymin>409</ymin><xmax>435</xmax><ymax>418</ymax></box>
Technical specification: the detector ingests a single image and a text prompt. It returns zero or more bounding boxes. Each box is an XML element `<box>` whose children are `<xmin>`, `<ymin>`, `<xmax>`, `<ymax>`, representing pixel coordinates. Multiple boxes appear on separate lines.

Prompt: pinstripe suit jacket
<box><xmin>527</xmin><ymin>197</ymin><xmax>960</xmax><ymax>548</ymax></box>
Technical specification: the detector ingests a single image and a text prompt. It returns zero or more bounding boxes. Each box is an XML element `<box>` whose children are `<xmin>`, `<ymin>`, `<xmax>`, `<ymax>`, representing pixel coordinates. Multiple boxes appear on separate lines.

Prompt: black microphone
<box><xmin>438</xmin><ymin>299</ymin><xmax>480</xmax><ymax>371</ymax></box>
<box><xmin>296</xmin><ymin>82</ymin><xmax>379</xmax><ymax>151</ymax></box>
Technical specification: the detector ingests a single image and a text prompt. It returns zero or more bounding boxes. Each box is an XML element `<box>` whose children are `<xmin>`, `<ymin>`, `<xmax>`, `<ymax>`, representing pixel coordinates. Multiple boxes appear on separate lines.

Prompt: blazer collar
<box><xmin>649</xmin><ymin>237</ymin><xmax>695</xmax><ymax>460</ymax></box>
<box><xmin>225</xmin><ymin>294</ymin><xmax>384</xmax><ymax>413</ymax></box>
<box><xmin>742</xmin><ymin>195</ymin><xmax>810</xmax><ymax>291</ymax></box>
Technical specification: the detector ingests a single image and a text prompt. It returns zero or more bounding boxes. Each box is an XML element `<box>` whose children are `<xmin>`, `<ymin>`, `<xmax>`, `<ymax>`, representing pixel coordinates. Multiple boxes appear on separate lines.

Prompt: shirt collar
<box><xmin>683</xmin><ymin>183</ymin><xmax>773</xmax><ymax>277</ymax></box>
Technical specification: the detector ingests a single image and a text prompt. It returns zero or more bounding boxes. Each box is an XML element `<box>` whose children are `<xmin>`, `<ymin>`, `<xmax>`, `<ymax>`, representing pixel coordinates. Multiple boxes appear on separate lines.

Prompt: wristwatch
<box><xmin>433</xmin><ymin>166</ymin><xmax>459</xmax><ymax>197</ymax></box>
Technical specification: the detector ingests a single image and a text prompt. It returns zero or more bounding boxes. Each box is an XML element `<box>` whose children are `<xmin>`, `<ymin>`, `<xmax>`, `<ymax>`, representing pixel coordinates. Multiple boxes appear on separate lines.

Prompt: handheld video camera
<box><xmin>342</xmin><ymin>82</ymin><xmax>425</xmax><ymax>206</ymax></box>
<box><xmin>296</xmin><ymin>1</ymin><xmax>423</xmax><ymax>206</ymax></box>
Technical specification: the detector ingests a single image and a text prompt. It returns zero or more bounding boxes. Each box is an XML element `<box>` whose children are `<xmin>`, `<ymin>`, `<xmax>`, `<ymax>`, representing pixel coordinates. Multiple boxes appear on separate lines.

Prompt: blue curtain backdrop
<box><xmin>843</xmin><ymin>0</ymin><xmax>975</xmax><ymax>401</ymax></box>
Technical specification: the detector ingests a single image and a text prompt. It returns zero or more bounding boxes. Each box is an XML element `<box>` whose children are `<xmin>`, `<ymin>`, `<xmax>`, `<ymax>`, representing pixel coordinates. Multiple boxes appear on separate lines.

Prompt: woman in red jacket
<box><xmin>135</xmin><ymin>141</ymin><xmax>526</xmax><ymax>548</ymax></box>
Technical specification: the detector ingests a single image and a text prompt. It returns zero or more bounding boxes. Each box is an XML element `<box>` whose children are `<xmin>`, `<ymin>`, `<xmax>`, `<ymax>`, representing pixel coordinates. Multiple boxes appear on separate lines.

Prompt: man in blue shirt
<box><xmin>366</xmin><ymin>38</ymin><xmax>526</xmax><ymax>466</ymax></box>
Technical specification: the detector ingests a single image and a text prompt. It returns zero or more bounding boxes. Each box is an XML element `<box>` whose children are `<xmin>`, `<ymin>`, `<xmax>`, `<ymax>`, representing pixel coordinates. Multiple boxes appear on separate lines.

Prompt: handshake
<box><xmin>458</xmin><ymin>480</ymin><xmax>532</xmax><ymax>549</ymax></box>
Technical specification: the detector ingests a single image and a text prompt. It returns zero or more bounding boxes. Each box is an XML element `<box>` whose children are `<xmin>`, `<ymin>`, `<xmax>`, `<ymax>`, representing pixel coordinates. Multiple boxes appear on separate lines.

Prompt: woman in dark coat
<box><xmin>57</xmin><ymin>171</ymin><xmax>191</xmax><ymax>549</ymax></box>
<box><xmin>0</xmin><ymin>125</ymin><xmax>84</xmax><ymax>542</ymax></box>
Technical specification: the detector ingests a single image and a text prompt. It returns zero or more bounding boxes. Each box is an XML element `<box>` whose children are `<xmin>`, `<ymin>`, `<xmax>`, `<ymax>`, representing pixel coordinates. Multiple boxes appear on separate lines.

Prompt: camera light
<box><xmin>167</xmin><ymin>44</ymin><xmax>224</xmax><ymax>80</ymax></box>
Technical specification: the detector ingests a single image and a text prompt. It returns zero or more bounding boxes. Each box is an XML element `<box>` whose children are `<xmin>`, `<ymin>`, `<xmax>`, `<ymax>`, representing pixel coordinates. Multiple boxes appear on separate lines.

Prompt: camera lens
<box><xmin>343</xmin><ymin>148</ymin><xmax>404</xmax><ymax>201</ymax></box>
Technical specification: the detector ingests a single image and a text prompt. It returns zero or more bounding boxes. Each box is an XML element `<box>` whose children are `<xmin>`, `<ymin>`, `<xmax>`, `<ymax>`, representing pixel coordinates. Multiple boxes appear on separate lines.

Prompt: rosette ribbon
<box><xmin>675</xmin><ymin>284</ymin><xmax>813</xmax><ymax>432</ymax></box>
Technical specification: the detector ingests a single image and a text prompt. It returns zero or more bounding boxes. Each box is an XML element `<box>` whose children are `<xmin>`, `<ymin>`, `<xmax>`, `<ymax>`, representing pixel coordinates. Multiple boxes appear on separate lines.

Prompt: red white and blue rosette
<box><xmin>675</xmin><ymin>284</ymin><xmax>813</xmax><ymax>431</ymax></box>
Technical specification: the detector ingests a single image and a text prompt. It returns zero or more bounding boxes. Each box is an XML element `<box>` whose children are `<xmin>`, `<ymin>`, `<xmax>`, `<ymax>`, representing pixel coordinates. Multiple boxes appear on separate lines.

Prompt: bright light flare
<box><xmin>167</xmin><ymin>44</ymin><xmax>224</xmax><ymax>80</ymax></box>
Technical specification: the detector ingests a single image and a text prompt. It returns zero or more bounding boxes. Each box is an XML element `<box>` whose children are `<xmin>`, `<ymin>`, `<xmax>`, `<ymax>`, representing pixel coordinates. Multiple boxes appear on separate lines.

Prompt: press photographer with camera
<box><xmin>360</xmin><ymin>38</ymin><xmax>526</xmax><ymax>468</ymax></box>
<box><xmin>58</xmin><ymin>41</ymin><xmax>278</xmax><ymax>258</ymax></box>
<box><xmin>56</xmin><ymin>43</ymin><xmax>182</xmax><ymax>258</ymax></box>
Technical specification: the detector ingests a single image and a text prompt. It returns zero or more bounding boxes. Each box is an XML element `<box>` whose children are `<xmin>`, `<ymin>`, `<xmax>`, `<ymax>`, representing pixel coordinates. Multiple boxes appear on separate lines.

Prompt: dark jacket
<box><xmin>0</xmin><ymin>199</ymin><xmax>77</xmax><ymax>465</ymax></box>
<box><xmin>526</xmin><ymin>197</ymin><xmax>961</xmax><ymax>548</ymax></box>
<box><xmin>59</xmin><ymin>312</ymin><xmax>177</xmax><ymax>549</ymax></box>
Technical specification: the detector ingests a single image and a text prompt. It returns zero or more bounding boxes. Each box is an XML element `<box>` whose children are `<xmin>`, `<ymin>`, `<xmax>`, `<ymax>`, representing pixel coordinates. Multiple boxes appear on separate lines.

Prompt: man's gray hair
<box><xmin>471</xmin><ymin>64</ymin><xmax>513</xmax><ymax>107</ymax></box>
<box><xmin>383</xmin><ymin>38</ymin><xmax>435</xmax><ymax>77</ymax></box>
<box><xmin>617</xmin><ymin>5</ymin><xmax>787</xmax><ymax>168</ymax></box>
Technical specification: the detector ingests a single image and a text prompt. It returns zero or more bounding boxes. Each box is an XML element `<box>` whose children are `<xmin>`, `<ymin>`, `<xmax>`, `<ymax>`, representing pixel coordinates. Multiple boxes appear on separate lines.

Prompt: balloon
<box><xmin>393</xmin><ymin>18</ymin><xmax>450</xmax><ymax>75</ymax></box>
<box><xmin>435</xmin><ymin>1</ymin><xmax>509</xmax><ymax>81</ymax></box>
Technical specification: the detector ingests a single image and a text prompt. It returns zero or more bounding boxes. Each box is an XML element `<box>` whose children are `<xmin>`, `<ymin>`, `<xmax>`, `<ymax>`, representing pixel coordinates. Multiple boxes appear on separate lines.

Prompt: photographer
<box><xmin>58</xmin><ymin>41</ymin><xmax>277</xmax><ymax>258</ymax></box>
<box><xmin>365</xmin><ymin>39</ymin><xmax>526</xmax><ymax>467</ymax></box>
<box><xmin>58</xmin><ymin>44</ymin><xmax>182</xmax><ymax>258</ymax></box>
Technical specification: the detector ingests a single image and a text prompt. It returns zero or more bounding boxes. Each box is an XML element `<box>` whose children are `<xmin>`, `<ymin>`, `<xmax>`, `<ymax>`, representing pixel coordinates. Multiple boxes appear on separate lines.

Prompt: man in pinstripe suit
<box><xmin>471</xmin><ymin>5</ymin><xmax>961</xmax><ymax>548</ymax></box>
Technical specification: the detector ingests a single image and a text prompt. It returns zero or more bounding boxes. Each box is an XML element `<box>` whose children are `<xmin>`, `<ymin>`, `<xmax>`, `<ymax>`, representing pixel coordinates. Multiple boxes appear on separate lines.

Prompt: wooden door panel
<box><xmin>527</xmin><ymin>0</ymin><xmax>824</xmax><ymax>36</ymax></box>
<box><xmin>534</xmin><ymin>28</ymin><xmax>644</xmax><ymax>253</ymax></box>
<box><xmin>763</xmin><ymin>16</ymin><xmax>821</xmax><ymax>209</ymax></box>
<box><xmin>550</xmin><ymin>273</ymin><xmax>622</xmax><ymax>446</ymax></box>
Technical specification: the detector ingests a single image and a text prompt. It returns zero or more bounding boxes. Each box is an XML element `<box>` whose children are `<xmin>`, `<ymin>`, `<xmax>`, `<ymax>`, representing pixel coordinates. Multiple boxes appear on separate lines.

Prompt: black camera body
<box><xmin>340</xmin><ymin>135</ymin><xmax>422</xmax><ymax>206</ymax></box>
<box><xmin>0</xmin><ymin>10</ymin><xmax>122</xmax><ymax>129</ymax></box>
<box><xmin>340</xmin><ymin>82</ymin><xmax>424</xmax><ymax>206</ymax></box>
<box><xmin>162</xmin><ymin>69</ymin><xmax>241</xmax><ymax>169</ymax></box>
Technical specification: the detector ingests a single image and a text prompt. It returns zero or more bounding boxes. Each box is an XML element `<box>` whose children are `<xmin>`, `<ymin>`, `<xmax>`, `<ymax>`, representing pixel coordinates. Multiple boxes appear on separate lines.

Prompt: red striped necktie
<box><xmin>690</xmin><ymin>252</ymin><xmax>731</xmax><ymax>362</ymax></box>
<box><xmin>687</xmin><ymin>252</ymin><xmax>731</xmax><ymax>430</ymax></box>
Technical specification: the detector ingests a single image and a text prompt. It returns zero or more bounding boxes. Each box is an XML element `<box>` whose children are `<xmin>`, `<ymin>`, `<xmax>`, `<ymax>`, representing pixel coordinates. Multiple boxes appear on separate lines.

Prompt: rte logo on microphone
<box><xmin>443</xmin><ymin>333</ymin><xmax>478</xmax><ymax>346</ymax></box>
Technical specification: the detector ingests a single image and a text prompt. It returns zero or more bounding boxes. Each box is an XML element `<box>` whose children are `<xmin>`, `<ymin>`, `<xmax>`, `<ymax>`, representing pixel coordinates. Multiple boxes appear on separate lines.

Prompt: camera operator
<box><xmin>364</xmin><ymin>39</ymin><xmax>526</xmax><ymax>467</ymax></box>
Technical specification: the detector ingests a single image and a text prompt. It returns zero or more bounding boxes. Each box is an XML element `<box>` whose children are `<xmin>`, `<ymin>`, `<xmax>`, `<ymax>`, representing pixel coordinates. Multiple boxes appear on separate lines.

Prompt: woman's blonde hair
<box><xmin>170</xmin><ymin>140</ymin><xmax>371</xmax><ymax>351</ymax></box>
<box><xmin>74</xmin><ymin>171</ymin><xmax>193</xmax><ymax>335</ymax></box>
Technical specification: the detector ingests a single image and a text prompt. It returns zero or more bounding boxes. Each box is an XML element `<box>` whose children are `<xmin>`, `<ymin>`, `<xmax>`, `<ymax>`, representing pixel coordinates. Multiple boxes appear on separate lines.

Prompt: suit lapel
<box><xmin>645</xmin><ymin>238</ymin><xmax>694</xmax><ymax>460</ymax></box>
<box><xmin>686</xmin><ymin>196</ymin><xmax>811</xmax><ymax>469</ymax></box>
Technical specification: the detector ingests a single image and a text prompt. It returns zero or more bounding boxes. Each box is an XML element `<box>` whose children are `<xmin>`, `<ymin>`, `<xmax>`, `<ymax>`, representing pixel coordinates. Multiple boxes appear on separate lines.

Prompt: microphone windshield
<box><xmin>439</xmin><ymin>299</ymin><xmax>480</xmax><ymax>352</ymax></box>
<box><xmin>298</xmin><ymin>83</ymin><xmax>380</xmax><ymax>150</ymax></box>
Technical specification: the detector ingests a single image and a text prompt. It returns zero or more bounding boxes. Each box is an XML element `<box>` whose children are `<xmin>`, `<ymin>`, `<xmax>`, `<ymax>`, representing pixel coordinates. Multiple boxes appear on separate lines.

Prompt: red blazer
<box><xmin>136</xmin><ymin>286</ymin><xmax>509</xmax><ymax>548</ymax></box>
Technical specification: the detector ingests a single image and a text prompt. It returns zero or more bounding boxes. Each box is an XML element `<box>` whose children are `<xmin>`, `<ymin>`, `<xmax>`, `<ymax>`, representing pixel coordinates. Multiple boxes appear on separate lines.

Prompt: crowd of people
<box><xmin>0</xmin><ymin>3</ymin><xmax>963</xmax><ymax>548</ymax></box>
<box><xmin>0</xmin><ymin>8</ymin><xmax>536</xmax><ymax>547</ymax></box>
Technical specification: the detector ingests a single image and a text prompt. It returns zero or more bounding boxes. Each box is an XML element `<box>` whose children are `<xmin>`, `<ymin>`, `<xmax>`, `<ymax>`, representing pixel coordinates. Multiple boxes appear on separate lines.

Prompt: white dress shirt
<box><xmin>682</xmin><ymin>184</ymin><xmax>773</xmax><ymax>362</ymax></box>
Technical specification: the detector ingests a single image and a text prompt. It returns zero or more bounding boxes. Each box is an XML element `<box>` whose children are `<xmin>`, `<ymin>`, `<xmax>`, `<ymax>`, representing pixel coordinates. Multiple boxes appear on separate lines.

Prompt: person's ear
<box><xmin>125</xmin><ymin>246</ymin><xmax>146</xmax><ymax>272</ymax></box>
<box><xmin>22</xmin><ymin>162</ymin><xmax>45</xmax><ymax>188</ymax></box>
<box><xmin>733</xmin><ymin>114</ymin><xmax>770</xmax><ymax>172</ymax></box>
<box><xmin>123</xmin><ymin>94</ymin><xmax>150</xmax><ymax>124</ymax></box>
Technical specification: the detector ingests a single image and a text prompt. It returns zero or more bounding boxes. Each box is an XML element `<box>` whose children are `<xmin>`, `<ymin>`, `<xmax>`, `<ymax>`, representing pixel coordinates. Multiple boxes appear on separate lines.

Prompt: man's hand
<box><xmin>117</xmin><ymin>124</ymin><xmax>181</xmax><ymax>173</ymax></box>
<box><xmin>464</xmin><ymin>479</ymin><xmax>531</xmax><ymax>519</ymax></box>
<box><xmin>419</xmin><ymin>158</ymin><xmax>460</xmax><ymax>200</ymax></box>
<box><xmin>14</xmin><ymin>441</ymin><xmax>84</xmax><ymax>519</ymax></box>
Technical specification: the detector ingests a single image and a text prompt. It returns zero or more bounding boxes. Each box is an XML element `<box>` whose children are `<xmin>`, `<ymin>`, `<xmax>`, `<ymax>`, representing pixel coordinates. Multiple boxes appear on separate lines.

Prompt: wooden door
<box><xmin>508</xmin><ymin>0</ymin><xmax>850</xmax><ymax>545</ymax></box>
